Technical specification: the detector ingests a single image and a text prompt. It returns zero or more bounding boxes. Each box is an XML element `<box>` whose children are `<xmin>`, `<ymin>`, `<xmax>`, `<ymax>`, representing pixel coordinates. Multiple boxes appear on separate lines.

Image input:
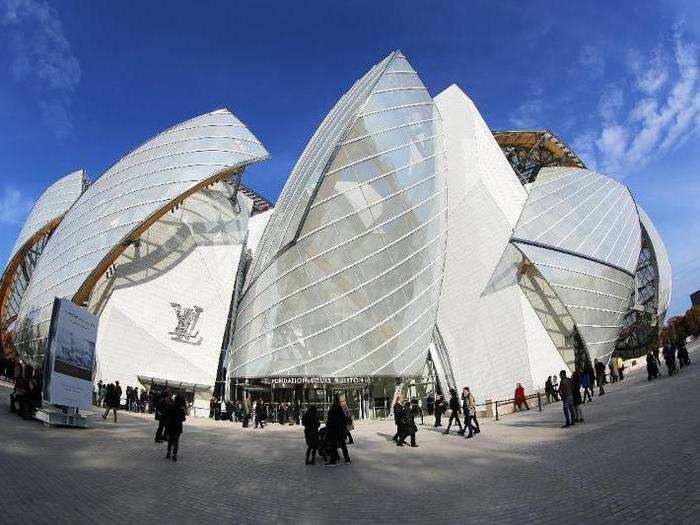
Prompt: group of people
<box><xmin>153</xmin><ymin>389</ymin><xmax>187</xmax><ymax>461</ymax></box>
<box><xmin>301</xmin><ymin>395</ymin><xmax>354</xmax><ymax>466</ymax></box>
<box><xmin>647</xmin><ymin>338</ymin><xmax>691</xmax><ymax>380</ymax></box>
<box><xmin>432</xmin><ymin>387</ymin><xmax>480</xmax><ymax>439</ymax></box>
<box><xmin>9</xmin><ymin>364</ymin><xmax>42</xmax><ymax>420</ymax></box>
<box><xmin>392</xmin><ymin>393</ymin><xmax>419</xmax><ymax>447</ymax></box>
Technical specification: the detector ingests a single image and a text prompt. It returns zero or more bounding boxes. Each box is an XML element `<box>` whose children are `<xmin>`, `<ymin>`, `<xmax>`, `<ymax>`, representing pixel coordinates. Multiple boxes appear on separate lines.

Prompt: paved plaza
<box><xmin>1</xmin><ymin>349</ymin><xmax>699</xmax><ymax>524</ymax></box>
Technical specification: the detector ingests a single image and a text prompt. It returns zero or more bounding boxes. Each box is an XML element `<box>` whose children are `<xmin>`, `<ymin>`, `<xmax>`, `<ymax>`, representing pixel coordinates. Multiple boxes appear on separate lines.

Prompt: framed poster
<box><xmin>43</xmin><ymin>297</ymin><xmax>98</xmax><ymax>409</ymax></box>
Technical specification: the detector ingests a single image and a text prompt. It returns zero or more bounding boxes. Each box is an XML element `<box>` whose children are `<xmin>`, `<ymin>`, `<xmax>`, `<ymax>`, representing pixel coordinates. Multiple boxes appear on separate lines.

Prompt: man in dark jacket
<box><xmin>434</xmin><ymin>394</ymin><xmax>446</xmax><ymax>427</ymax></box>
<box><xmin>594</xmin><ymin>359</ymin><xmax>606</xmax><ymax>395</ymax></box>
<box><xmin>155</xmin><ymin>390</ymin><xmax>171</xmax><ymax>442</ymax></box>
<box><xmin>325</xmin><ymin>395</ymin><xmax>350</xmax><ymax>466</ymax></box>
<box><xmin>443</xmin><ymin>388</ymin><xmax>464</xmax><ymax>435</ymax></box>
<box><xmin>392</xmin><ymin>393</ymin><xmax>404</xmax><ymax>441</ymax></box>
<box><xmin>164</xmin><ymin>394</ymin><xmax>186</xmax><ymax>461</ymax></box>
<box><xmin>397</xmin><ymin>400</ymin><xmax>418</xmax><ymax>447</ymax></box>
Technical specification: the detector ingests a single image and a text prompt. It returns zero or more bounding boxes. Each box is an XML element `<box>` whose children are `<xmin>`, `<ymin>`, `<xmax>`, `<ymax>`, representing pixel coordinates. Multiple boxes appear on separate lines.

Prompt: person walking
<box><xmin>677</xmin><ymin>338</ymin><xmax>690</xmax><ymax>368</ymax></box>
<box><xmin>254</xmin><ymin>399</ymin><xmax>266</xmax><ymax>428</ymax></box>
<box><xmin>411</xmin><ymin>397</ymin><xmax>424</xmax><ymax>425</ymax></box>
<box><xmin>434</xmin><ymin>394</ymin><xmax>446</xmax><ymax>427</ymax></box>
<box><xmin>397</xmin><ymin>398</ymin><xmax>418</xmax><ymax>447</ymax></box>
<box><xmin>571</xmin><ymin>371</ymin><xmax>584</xmax><ymax>423</ymax></box>
<box><xmin>662</xmin><ymin>342</ymin><xmax>677</xmax><ymax>376</ymax></box>
<box><xmin>114</xmin><ymin>381</ymin><xmax>122</xmax><ymax>410</ymax></box>
<box><xmin>609</xmin><ymin>358</ymin><xmax>618</xmax><ymax>383</ymax></box>
<box><xmin>594</xmin><ymin>358</ymin><xmax>606</xmax><ymax>395</ymax></box>
<box><xmin>513</xmin><ymin>383</ymin><xmax>530</xmax><ymax>411</ymax></box>
<box><xmin>242</xmin><ymin>396</ymin><xmax>252</xmax><ymax>428</ymax></box>
<box><xmin>443</xmin><ymin>388</ymin><xmax>464</xmax><ymax>435</ymax></box>
<box><xmin>462</xmin><ymin>387</ymin><xmax>480</xmax><ymax>438</ymax></box>
<box><xmin>155</xmin><ymin>390</ymin><xmax>171</xmax><ymax>443</ymax></box>
<box><xmin>392</xmin><ymin>393</ymin><xmax>404</xmax><ymax>441</ymax></box>
<box><xmin>616</xmin><ymin>356</ymin><xmax>625</xmax><ymax>381</ymax></box>
<box><xmin>302</xmin><ymin>405</ymin><xmax>320</xmax><ymax>465</ymax></box>
<box><xmin>325</xmin><ymin>395</ymin><xmax>350</xmax><ymax>466</ymax></box>
<box><xmin>580</xmin><ymin>369</ymin><xmax>592</xmax><ymax>403</ymax></box>
<box><xmin>102</xmin><ymin>383</ymin><xmax>119</xmax><ymax>422</ymax></box>
<box><xmin>165</xmin><ymin>394</ymin><xmax>186</xmax><ymax>461</ymax></box>
<box><xmin>646</xmin><ymin>350</ymin><xmax>660</xmax><ymax>380</ymax></box>
<box><xmin>545</xmin><ymin>376</ymin><xmax>554</xmax><ymax>403</ymax></box>
<box><xmin>558</xmin><ymin>370</ymin><xmax>575</xmax><ymax>428</ymax></box>
<box><xmin>341</xmin><ymin>398</ymin><xmax>354</xmax><ymax>444</ymax></box>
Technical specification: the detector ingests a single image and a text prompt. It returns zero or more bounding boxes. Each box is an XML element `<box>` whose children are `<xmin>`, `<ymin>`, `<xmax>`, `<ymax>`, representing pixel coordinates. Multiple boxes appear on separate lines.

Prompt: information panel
<box><xmin>43</xmin><ymin>297</ymin><xmax>98</xmax><ymax>408</ymax></box>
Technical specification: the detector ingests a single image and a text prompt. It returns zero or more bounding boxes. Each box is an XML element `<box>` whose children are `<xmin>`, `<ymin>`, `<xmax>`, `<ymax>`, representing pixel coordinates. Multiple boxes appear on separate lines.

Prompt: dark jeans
<box><xmin>446</xmin><ymin>413</ymin><xmax>462</xmax><ymax>432</ymax></box>
<box><xmin>328</xmin><ymin>438</ymin><xmax>350</xmax><ymax>464</ymax></box>
<box><xmin>306</xmin><ymin>446</ymin><xmax>317</xmax><ymax>462</ymax></box>
<box><xmin>155</xmin><ymin>419</ymin><xmax>166</xmax><ymax>441</ymax></box>
<box><xmin>465</xmin><ymin>414</ymin><xmax>480</xmax><ymax>436</ymax></box>
<box><xmin>434</xmin><ymin>411</ymin><xmax>442</xmax><ymax>427</ymax></box>
<box><xmin>398</xmin><ymin>431</ymin><xmax>416</xmax><ymax>446</ymax></box>
<box><xmin>167</xmin><ymin>432</ymin><xmax>180</xmax><ymax>457</ymax></box>
<box><xmin>562</xmin><ymin>398</ymin><xmax>574</xmax><ymax>426</ymax></box>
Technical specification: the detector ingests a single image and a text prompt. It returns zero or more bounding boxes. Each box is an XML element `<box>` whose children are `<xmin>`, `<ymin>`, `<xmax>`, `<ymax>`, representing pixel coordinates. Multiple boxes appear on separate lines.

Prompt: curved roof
<box><xmin>230</xmin><ymin>51</ymin><xmax>448</xmax><ymax>378</ymax></box>
<box><xmin>6</xmin><ymin>170</ymin><xmax>86</xmax><ymax>265</ymax></box>
<box><xmin>13</xmin><ymin>109</ymin><xmax>268</xmax><ymax>362</ymax></box>
<box><xmin>244</xmin><ymin>53</ymin><xmax>394</xmax><ymax>287</ymax></box>
<box><xmin>0</xmin><ymin>170</ymin><xmax>86</xmax><ymax>355</ymax></box>
<box><xmin>637</xmin><ymin>205</ymin><xmax>672</xmax><ymax>318</ymax></box>
<box><xmin>512</xmin><ymin>167</ymin><xmax>641</xmax><ymax>275</ymax></box>
<box><xmin>511</xmin><ymin>167</ymin><xmax>642</xmax><ymax>361</ymax></box>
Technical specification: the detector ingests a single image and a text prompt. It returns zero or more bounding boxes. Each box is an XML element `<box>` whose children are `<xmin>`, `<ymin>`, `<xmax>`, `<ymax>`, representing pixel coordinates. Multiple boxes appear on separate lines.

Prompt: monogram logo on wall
<box><xmin>169</xmin><ymin>302</ymin><xmax>204</xmax><ymax>345</ymax></box>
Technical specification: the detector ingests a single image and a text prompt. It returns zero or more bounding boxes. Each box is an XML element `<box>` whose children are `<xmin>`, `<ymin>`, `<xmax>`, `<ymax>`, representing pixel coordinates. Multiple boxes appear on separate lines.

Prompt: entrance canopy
<box><xmin>138</xmin><ymin>375</ymin><xmax>211</xmax><ymax>392</ymax></box>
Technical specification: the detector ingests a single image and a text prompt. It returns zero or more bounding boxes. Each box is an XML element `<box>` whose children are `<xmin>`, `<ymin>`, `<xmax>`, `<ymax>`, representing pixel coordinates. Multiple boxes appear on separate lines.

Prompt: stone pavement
<box><xmin>1</xmin><ymin>347</ymin><xmax>698</xmax><ymax>525</ymax></box>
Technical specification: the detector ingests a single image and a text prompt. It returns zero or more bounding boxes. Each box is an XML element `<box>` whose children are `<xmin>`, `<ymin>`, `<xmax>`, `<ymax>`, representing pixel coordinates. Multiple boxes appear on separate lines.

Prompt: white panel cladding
<box><xmin>7</xmin><ymin>169</ymin><xmax>86</xmax><ymax>264</ymax></box>
<box><xmin>637</xmin><ymin>205</ymin><xmax>672</xmax><ymax>317</ymax></box>
<box><xmin>513</xmin><ymin>167</ymin><xmax>642</xmax><ymax>275</ymax></box>
<box><xmin>246</xmin><ymin>209</ymin><xmax>275</xmax><ymax>256</ymax></box>
<box><xmin>94</xmin><ymin>186</ymin><xmax>251</xmax><ymax>412</ymax></box>
<box><xmin>431</xmin><ymin>85</ymin><xmax>559</xmax><ymax>403</ymax></box>
<box><xmin>514</xmin><ymin>242</ymin><xmax>635</xmax><ymax>361</ymax></box>
<box><xmin>230</xmin><ymin>52</ymin><xmax>448</xmax><ymax>378</ymax></box>
<box><xmin>14</xmin><ymin>109</ymin><xmax>268</xmax><ymax>363</ymax></box>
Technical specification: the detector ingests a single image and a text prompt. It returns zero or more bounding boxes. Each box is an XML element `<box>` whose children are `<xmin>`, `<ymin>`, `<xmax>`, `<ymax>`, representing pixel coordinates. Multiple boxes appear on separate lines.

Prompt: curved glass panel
<box><xmin>230</xmin><ymin>52</ymin><xmax>448</xmax><ymax>378</ymax></box>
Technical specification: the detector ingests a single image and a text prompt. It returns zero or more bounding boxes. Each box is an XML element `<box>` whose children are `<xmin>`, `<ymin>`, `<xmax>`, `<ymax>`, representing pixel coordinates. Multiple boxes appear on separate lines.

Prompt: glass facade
<box><xmin>229</xmin><ymin>52</ymin><xmax>448</xmax><ymax>379</ymax></box>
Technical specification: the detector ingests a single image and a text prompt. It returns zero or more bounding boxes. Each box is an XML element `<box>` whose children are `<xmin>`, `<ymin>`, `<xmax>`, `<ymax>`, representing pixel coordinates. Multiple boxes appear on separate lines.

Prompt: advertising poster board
<box><xmin>42</xmin><ymin>297</ymin><xmax>98</xmax><ymax>409</ymax></box>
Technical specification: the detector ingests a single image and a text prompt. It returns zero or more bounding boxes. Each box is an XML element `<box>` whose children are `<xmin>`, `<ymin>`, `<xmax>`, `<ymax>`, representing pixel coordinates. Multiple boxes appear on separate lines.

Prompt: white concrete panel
<box><xmin>433</xmin><ymin>85</ymin><xmax>552</xmax><ymax>403</ymax></box>
<box><xmin>94</xmin><ymin>184</ymin><xmax>251</xmax><ymax>412</ymax></box>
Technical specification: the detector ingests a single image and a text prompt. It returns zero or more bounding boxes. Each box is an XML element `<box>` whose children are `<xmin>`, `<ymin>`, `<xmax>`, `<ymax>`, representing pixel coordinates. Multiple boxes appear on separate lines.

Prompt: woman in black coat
<box><xmin>165</xmin><ymin>394</ymin><xmax>186</xmax><ymax>461</ymax></box>
<box><xmin>302</xmin><ymin>405</ymin><xmax>320</xmax><ymax>465</ymax></box>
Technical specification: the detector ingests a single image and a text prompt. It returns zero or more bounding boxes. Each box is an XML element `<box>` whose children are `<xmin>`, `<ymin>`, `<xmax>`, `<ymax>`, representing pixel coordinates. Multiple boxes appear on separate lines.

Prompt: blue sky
<box><xmin>0</xmin><ymin>0</ymin><xmax>698</xmax><ymax>316</ymax></box>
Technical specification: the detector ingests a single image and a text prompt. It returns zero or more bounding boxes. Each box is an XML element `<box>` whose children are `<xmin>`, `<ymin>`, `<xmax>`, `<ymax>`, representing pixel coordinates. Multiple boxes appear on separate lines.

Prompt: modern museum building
<box><xmin>0</xmin><ymin>51</ymin><xmax>671</xmax><ymax>417</ymax></box>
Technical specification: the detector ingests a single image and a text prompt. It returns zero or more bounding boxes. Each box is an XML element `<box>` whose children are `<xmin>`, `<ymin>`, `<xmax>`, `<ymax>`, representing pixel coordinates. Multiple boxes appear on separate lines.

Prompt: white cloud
<box><xmin>598</xmin><ymin>84</ymin><xmax>624</xmax><ymax>122</ymax></box>
<box><xmin>508</xmin><ymin>84</ymin><xmax>544</xmax><ymax>129</ymax></box>
<box><xmin>581</xmin><ymin>27</ymin><xmax>699</xmax><ymax>175</ymax></box>
<box><xmin>0</xmin><ymin>187</ymin><xmax>32</xmax><ymax>225</ymax></box>
<box><xmin>1</xmin><ymin>0</ymin><xmax>80</xmax><ymax>137</ymax></box>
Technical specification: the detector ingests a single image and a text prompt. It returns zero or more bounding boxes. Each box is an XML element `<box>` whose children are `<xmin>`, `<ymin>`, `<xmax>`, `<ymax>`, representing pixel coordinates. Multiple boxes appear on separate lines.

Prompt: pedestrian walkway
<box><xmin>0</xmin><ymin>349</ymin><xmax>698</xmax><ymax>524</ymax></box>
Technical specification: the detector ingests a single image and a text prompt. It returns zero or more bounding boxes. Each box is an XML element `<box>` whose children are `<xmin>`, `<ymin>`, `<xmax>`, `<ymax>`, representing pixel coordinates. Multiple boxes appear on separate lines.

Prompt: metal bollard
<box><xmin>537</xmin><ymin>391</ymin><xmax>542</xmax><ymax>412</ymax></box>
<box><xmin>495</xmin><ymin>401</ymin><xmax>499</xmax><ymax>421</ymax></box>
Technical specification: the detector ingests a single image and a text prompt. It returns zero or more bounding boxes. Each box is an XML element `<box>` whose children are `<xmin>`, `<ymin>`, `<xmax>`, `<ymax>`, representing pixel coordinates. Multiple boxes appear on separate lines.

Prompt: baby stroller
<box><xmin>317</xmin><ymin>425</ymin><xmax>335</xmax><ymax>461</ymax></box>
